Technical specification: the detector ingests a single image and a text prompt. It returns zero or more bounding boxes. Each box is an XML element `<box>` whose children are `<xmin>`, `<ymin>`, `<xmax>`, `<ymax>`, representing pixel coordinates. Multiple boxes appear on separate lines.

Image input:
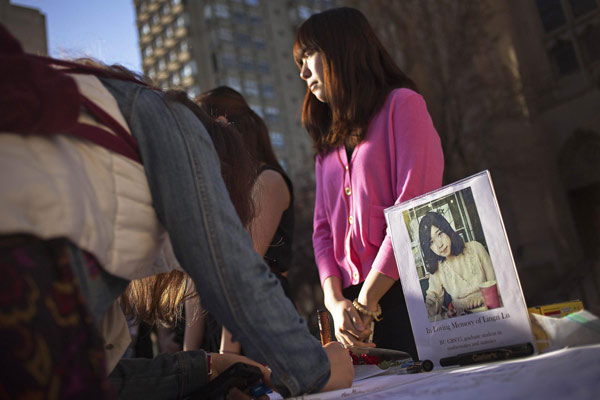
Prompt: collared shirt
<box><xmin>313</xmin><ymin>88</ymin><xmax>444</xmax><ymax>288</ymax></box>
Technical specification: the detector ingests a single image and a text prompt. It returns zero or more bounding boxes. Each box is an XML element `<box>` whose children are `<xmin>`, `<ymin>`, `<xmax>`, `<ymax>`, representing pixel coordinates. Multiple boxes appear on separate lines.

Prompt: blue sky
<box><xmin>13</xmin><ymin>0</ymin><xmax>142</xmax><ymax>72</ymax></box>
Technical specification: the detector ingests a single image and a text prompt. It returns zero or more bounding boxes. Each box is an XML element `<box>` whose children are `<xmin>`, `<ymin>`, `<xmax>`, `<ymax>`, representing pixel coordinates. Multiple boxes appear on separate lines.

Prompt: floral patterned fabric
<box><xmin>0</xmin><ymin>235</ymin><xmax>115</xmax><ymax>399</ymax></box>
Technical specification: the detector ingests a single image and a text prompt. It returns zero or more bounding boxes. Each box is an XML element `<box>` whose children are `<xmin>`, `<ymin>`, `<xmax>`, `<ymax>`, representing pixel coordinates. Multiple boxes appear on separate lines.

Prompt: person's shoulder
<box><xmin>465</xmin><ymin>241</ymin><xmax>486</xmax><ymax>254</ymax></box>
<box><xmin>388</xmin><ymin>87</ymin><xmax>422</xmax><ymax>103</ymax></box>
<box><xmin>258</xmin><ymin>168</ymin><xmax>291</xmax><ymax>198</ymax></box>
<box><xmin>384</xmin><ymin>88</ymin><xmax>426</xmax><ymax>115</ymax></box>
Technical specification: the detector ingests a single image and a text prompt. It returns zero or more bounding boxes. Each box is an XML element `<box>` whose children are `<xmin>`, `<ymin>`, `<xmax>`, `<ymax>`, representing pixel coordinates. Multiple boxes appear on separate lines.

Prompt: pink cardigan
<box><xmin>313</xmin><ymin>88</ymin><xmax>444</xmax><ymax>288</ymax></box>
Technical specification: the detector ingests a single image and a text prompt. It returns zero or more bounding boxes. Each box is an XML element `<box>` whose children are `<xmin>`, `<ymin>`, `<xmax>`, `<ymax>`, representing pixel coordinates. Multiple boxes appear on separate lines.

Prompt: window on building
<box><xmin>155</xmin><ymin>35</ymin><xmax>163</xmax><ymax>48</ymax></box>
<box><xmin>279</xmin><ymin>159</ymin><xmax>288</xmax><ymax>172</ymax></box>
<box><xmin>535</xmin><ymin>0</ymin><xmax>566</xmax><ymax>32</ymax></box>
<box><xmin>261</xmin><ymin>84</ymin><xmax>275</xmax><ymax>99</ymax></box>
<box><xmin>165</xmin><ymin>26</ymin><xmax>174</xmax><ymax>38</ymax></box>
<box><xmin>244</xmin><ymin>80</ymin><xmax>259</xmax><ymax>96</ymax></box>
<box><xmin>171</xmin><ymin>73</ymin><xmax>181</xmax><ymax>86</ymax></box>
<box><xmin>264</xmin><ymin>106</ymin><xmax>280</xmax><ymax>123</ymax></box>
<box><xmin>143</xmin><ymin>45</ymin><xmax>153</xmax><ymax>58</ymax></box>
<box><xmin>221</xmin><ymin>51</ymin><xmax>237</xmax><ymax>68</ymax></box>
<box><xmin>141</xmin><ymin>23</ymin><xmax>150</xmax><ymax>35</ymax></box>
<box><xmin>269</xmin><ymin>132</ymin><xmax>284</xmax><ymax>148</ymax></box>
<box><xmin>249</xmin><ymin>103</ymin><xmax>263</xmax><ymax>117</ymax></box>
<box><xmin>319</xmin><ymin>0</ymin><xmax>333</xmax><ymax>9</ymax></box>
<box><xmin>226</xmin><ymin>76</ymin><xmax>242</xmax><ymax>92</ymax></box>
<box><xmin>248</xmin><ymin>13</ymin><xmax>261</xmax><ymax>25</ymax></box>
<box><xmin>151</xmin><ymin>14</ymin><xmax>161</xmax><ymax>26</ymax></box>
<box><xmin>187</xmin><ymin>86</ymin><xmax>200</xmax><ymax>99</ymax></box>
<box><xmin>257</xmin><ymin>61</ymin><xmax>270</xmax><ymax>73</ymax></box>
<box><xmin>298</xmin><ymin>6</ymin><xmax>312</xmax><ymax>20</ymax></box>
<box><xmin>204</xmin><ymin>4</ymin><xmax>212</xmax><ymax>19</ymax></box>
<box><xmin>147</xmin><ymin>67</ymin><xmax>156</xmax><ymax>79</ymax></box>
<box><xmin>171</xmin><ymin>0</ymin><xmax>181</xmax><ymax>5</ymax></box>
<box><xmin>138</xmin><ymin>3</ymin><xmax>148</xmax><ymax>14</ymax></box>
<box><xmin>160</xmin><ymin>3</ymin><xmax>171</xmax><ymax>16</ymax></box>
<box><xmin>550</xmin><ymin>38</ymin><xmax>580</xmax><ymax>75</ymax></box>
<box><xmin>175</xmin><ymin>14</ymin><xmax>188</xmax><ymax>28</ymax></box>
<box><xmin>158</xmin><ymin>58</ymin><xmax>167</xmax><ymax>71</ymax></box>
<box><xmin>536</xmin><ymin>0</ymin><xmax>600</xmax><ymax>78</ymax></box>
<box><xmin>179</xmin><ymin>40</ymin><xmax>189</xmax><ymax>53</ymax></box>
<box><xmin>240</xmin><ymin>54</ymin><xmax>254</xmax><ymax>71</ymax></box>
<box><xmin>182</xmin><ymin>61</ymin><xmax>197</xmax><ymax>77</ymax></box>
<box><xmin>169</xmin><ymin>50</ymin><xmax>178</xmax><ymax>63</ymax></box>
<box><xmin>214</xmin><ymin>4</ymin><xmax>230</xmax><ymax>18</ymax></box>
<box><xmin>245</xmin><ymin>0</ymin><xmax>259</xmax><ymax>6</ymax></box>
<box><xmin>253</xmin><ymin>37</ymin><xmax>265</xmax><ymax>49</ymax></box>
<box><xmin>232</xmin><ymin>10</ymin><xmax>245</xmax><ymax>23</ymax></box>
<box><xmin>569</xmin><ymin>0</ymin><xmax>597</xmax><ymax>18</ymax></box>
<box><xmin>235</xmin><ymin>33</ymin><xmax>251</xmax><ymax>45</ymax></box>
<box><xmin>578</xmin><ymin>22</ymin><xmax>600</xmax><ymax>64</ymax></box>
<box><xmin>218</xmin><ymin>27</ymin><xmax>233</xmax><ymax>41</ymax></box>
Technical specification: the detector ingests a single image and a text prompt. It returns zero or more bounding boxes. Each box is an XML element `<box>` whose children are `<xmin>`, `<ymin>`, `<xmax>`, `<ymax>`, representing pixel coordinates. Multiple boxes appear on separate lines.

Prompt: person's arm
<box><xmin>220</xmin><ymin>326</ymin><xmax>242</xmax><ymax>355</ymax></box>
<box><xmin>183</xmin><ymin>293</ymin><xmax>205</xmax><ymax>351</ymax></box>
<box><xmin>249</xmin><ymin>168</ymin><xmax>290</xmax><ymax>257</ymax></box>
<box><xmin>109</xmin><ymin>350</ymin><xmax>272</xmax><ymax>399</ymax></box>
<box><xmin>455</xmin><ymin>242</ymin><xmax>495</xmax><ymax>310</ymax></box>
<box><xmin>425</xmin><ymin>272</ymin><xmax>444</xmax><ymax>317</ymax></box>
<box><xmin>320</xmin><ymin>342</ymin><xmax>354</xmax><ymax>392</ymax></box>
<box><xmin>476</xmin><ymin>242</ymin><xmax>496</xmax><ymax>282</ymax></box>
<box><xmin>359</xmin><ymin>91</ymin><xmax>444</xmax><ymax>315</ymax></box>
<box><xmin>217</xmin><ymin>169</ymin><xmax>290</xmax><ymax>356</ymax></box>
<box><xmin>312</xmin><ymin>156</ymin><xmax>363</xmax><ymax>346</ymax></box>
<box><xmin>120</xmin><ymin>85</ymin><xmax>339</xmax><ymax>397</ymax></box>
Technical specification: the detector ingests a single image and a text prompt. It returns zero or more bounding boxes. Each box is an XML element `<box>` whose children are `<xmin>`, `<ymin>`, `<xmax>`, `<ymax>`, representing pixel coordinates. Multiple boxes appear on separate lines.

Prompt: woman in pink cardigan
<box><xmin>294</xmin><ymin>7</ymin><xmax>444</xmax><ymax>357</ymax></box>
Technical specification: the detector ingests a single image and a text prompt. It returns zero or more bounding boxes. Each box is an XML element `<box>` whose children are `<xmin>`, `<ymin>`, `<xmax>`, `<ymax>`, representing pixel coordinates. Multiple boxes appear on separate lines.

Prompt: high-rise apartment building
<box><xmin>133</xmin><ymin>0</ymin><xmax>343</xmax><ymax>179</ymax></box>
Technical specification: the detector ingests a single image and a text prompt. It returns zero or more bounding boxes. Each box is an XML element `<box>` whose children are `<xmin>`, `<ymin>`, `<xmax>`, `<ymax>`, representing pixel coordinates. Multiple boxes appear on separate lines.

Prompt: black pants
<box><xmin>343</xmin><ymin>280</ymin><xmax>418</xmax><ymax>359</ymax></box>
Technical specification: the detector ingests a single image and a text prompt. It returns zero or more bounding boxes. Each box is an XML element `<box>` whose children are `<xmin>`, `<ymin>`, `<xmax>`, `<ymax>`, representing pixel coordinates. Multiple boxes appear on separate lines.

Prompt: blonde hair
<box><xmin>120</xmin><ymin>271</ymin><xmax>195</xmax><ymax>327</ymax></box>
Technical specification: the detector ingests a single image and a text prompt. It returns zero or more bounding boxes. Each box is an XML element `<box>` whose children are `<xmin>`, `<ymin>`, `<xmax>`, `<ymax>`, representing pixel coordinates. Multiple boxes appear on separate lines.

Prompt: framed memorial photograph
<box><xmin>385</xmin><ymin>171</ymin><xmax>535</xmax><ymax>368</ymax></box>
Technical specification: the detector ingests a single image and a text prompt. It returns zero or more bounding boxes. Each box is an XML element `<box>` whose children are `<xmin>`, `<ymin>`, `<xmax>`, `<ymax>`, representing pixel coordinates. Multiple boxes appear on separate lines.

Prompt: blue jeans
<box><xmin>100</xmin><ymin>78</ymin><xmax>330</xmax><ymax>398</ymax></box>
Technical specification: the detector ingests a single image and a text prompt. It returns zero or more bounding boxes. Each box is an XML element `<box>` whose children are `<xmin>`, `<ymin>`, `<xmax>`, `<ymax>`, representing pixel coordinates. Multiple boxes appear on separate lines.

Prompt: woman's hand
<box><xmin>466</xmin><ymin>293</ymin><xmax>485</xmax><ymax>309</ymax></box>
<box><xmin>322</xmin><ymin>277</ymin><xmax>372</xmax><ymax>348</ymax></box>
<box><xmin>454</xmin><ymin>292</ymin><xmax>485</xmax><ymax>310</ymax></box>
<box><xmin>327</xmin><ymin>297</ymin><xmax>373</xmax><ymax>348</ymax></box>
<box><xmin>425</xmin><ymin>296</ymin><xmax>441</xmax><ymax>317</ymax></box>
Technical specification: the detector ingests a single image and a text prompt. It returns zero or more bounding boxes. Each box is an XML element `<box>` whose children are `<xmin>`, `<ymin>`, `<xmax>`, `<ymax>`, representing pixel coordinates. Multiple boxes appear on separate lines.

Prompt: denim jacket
<box><xmin>94</xmin><ymin>78</ymin><xmax>330</xmax><ymax>399</ymax></box>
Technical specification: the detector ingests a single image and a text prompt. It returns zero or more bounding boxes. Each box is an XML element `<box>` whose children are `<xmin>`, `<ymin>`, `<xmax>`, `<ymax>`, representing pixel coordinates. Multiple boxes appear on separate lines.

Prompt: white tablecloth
<box><xmin>282</xmin><ymin>344</ymin><xmax>600</xmax><ymax>399</ymax></box>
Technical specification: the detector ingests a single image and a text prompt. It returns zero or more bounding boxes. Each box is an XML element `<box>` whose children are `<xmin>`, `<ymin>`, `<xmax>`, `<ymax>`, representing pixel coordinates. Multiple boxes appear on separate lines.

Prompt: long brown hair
<box><xmin>293</xmin><ymin>7</ymin><xmax>417</xmax><ymax>154</ymax></box>
<box><xmin>195</xmin><ymin>86</ymin><xmax>285</xmax><ymax>176</ymax></box>
<box><xmin>121</xmin><ymin>90</ymin><xmax>259</xmax><ymax>326</ymax></box>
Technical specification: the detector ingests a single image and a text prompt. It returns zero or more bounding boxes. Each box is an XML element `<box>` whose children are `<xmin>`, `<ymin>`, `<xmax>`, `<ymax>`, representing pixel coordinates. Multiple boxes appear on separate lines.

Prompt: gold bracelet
<box><xmin>352</xmin><ymin>299</ymin><xmax>383</xmax><ymax>322</ymax></box>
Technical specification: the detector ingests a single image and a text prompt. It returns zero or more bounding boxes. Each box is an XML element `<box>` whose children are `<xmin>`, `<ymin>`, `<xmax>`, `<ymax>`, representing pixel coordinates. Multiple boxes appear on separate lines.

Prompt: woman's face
<box><xmin>299</xmin><ymin>50</ymin><xmax>327</xmax><ymax>103</ymax></box>
<box><xmin>430</xmin><ymin>225</ymin><xmax>451</xmax><ymax>258</ymax></box>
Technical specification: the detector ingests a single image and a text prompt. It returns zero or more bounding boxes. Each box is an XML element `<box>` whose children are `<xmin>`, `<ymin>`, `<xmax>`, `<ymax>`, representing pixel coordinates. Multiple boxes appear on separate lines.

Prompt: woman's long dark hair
<box><xmin>293</xmin><ymin>7</ymin><xmax>417</xmax><ymax>155</ymax></box>
<box><xmin>418</xmin><ymin>212</ymin><xmax>465</xmax><ymax>274</ymax></box>
<box><xmin>122</xmin><ymin>90</ymin><xmax>259</xmax><ymax>327</ymax></box>
<box><xmin>196</xmin><ymin>86</ymin><xmax>285</xmax><ymax>177</ymax></box>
